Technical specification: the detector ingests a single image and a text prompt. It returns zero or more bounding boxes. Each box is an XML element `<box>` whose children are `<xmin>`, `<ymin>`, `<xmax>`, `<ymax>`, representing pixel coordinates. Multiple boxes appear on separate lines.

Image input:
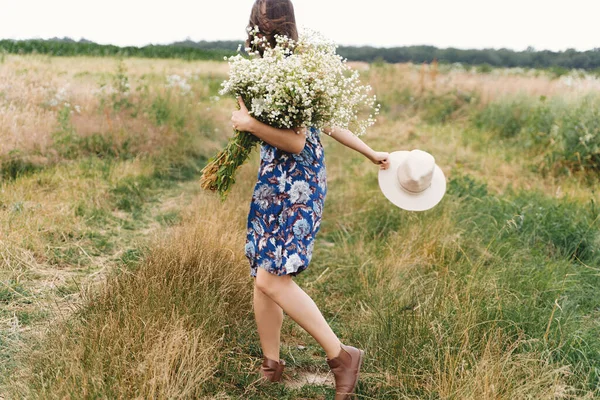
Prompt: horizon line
<box><xmin>2</xmin><ymin>36</ymin><xmax>598</xmax><ymax>54</ymax></box>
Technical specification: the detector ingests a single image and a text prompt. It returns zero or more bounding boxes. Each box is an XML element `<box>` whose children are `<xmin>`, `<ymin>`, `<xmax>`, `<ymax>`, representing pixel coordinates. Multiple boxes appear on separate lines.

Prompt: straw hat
<box><xmin>378</xmin><ymin>149</ymin><xmax>446</xmax><ymax>211</ymax></box>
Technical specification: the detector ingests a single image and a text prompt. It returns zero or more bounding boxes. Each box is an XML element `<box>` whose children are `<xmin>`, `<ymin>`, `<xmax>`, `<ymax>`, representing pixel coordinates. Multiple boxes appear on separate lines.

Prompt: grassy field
<box><xmin>0</xmin><ymin>55</ymin><xmax>599</xmax><ymax>399</ymax></box>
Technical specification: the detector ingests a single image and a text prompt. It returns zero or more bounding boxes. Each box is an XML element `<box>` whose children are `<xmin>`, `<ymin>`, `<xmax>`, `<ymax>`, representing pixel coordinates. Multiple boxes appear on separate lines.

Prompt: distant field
<box><xmin>0</xmin><ymin>55</ymin><xmax>599</xmax><ymax>399</ymax></box>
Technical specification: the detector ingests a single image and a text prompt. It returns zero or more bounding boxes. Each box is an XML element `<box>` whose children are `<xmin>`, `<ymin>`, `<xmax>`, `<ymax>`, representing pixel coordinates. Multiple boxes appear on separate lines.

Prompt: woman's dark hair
<box><xmin>246</xmin><ymin>0</ymin><xmax>298</xmax><ymax>57</ymax></box>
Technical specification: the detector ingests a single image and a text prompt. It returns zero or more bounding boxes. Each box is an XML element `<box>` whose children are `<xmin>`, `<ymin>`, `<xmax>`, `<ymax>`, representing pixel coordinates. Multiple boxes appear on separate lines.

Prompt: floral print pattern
<box><xmin>246</xmin><ymin>127</ymin><xmax>327</xmax><ymax>277</ymax></box>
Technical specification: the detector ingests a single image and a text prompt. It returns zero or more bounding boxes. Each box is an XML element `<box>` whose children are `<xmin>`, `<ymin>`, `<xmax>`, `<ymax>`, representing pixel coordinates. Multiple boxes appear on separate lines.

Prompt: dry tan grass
<box><xmin>370</xmin><ymin>63</ymin><xmax>600</xmax><ymax>105</ymax></box>
<box><xmin>0</xmin><ymin>158</ymin><xmax>156</xmax><ymax>376</ymax></box>
<box><xmin>433</xmin><ymin>332</ymin><xmax>574</xmax><ymax>399</ymax></box>
<box><xmin>10</xmin><ymin>186</ymin><xmax>254</xmax><ymax>398</ymax></box>
<box><xmin>3</xmin><ymin>55</ymin><xmax>598</xmax><ymax>159</ymax></box>
<box><xmin>0</xmin><ymin>55</ymin><xmax>230</xmax><ymax>157</ymax></box>
<box><xmin>0</xmin><ymin>58</ymin><xmax>239</xmax><ymax>396</ymax></box>
<box><xmin>0</xmin><ymin>157</ymin><xmax>149</xmax><ymax>259</ymax></box>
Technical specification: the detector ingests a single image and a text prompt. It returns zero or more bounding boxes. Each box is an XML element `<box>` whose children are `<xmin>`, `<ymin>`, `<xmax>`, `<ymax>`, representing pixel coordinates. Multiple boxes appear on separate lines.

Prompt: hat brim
<box><xmin>378</xmin><ymin>151</ymin><xmax>447</xmax><ymax>212</ymax></box>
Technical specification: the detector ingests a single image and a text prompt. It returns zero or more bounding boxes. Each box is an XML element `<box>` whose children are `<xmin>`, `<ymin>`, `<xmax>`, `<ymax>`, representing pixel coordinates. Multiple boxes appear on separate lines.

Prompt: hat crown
<box><xmin>396</xmin><ymin>150</ymin><xmax>435</xmax><ymax>193</ymax></box>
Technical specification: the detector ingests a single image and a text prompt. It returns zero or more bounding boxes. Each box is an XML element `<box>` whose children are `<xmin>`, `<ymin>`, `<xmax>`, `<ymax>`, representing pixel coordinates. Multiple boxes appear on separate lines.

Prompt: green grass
<box><xmin>0</xmin><ymin>281</ymin><xmax>30</xmax><ymax>304</ymax></box>
<box><xmin>155</xmin><ymin>210</ymin><xmax>182</xmax><ymax>226</ymax></box>
<box><xmin>472</xmin><ymin>95</ymin><xmax>600</xmax><ymax>174</ymax></box>
<box><xmin>0</xmin><ymin>155</ymin><xmax>43</xmax><ymax>181</ymax></box>
<box><xmin>290</xmin><ymin>173</ymin><xmax>600</xmax><ymax>397</ymax></box>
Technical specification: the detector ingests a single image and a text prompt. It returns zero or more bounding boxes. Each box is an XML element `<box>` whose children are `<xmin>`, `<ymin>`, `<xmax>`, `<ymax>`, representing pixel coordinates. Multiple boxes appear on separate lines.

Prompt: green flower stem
<box><xmin>200</xmin><ymin>129</ymin><xmax>260</xmax><ymax>200</ymax></box>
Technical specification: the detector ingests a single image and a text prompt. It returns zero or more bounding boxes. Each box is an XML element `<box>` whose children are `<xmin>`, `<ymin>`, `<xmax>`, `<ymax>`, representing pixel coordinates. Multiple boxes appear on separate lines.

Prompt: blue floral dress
<box><xmin>245</xmin><ymin>127</ymin><xmax>327</xmax><ymax>277</ymax></box>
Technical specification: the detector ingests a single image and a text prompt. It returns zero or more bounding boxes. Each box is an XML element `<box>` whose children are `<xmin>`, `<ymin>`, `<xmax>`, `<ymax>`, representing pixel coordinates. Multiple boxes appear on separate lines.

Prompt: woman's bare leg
<box><xmin>253</xmin><ymin>283</ymin><xmax>284</xmax><ymax>361</ymax></box>
<box><xmin>255</xmin><ymin>267</ymin><xmax>342</xmax><ymax>359</ymax></box>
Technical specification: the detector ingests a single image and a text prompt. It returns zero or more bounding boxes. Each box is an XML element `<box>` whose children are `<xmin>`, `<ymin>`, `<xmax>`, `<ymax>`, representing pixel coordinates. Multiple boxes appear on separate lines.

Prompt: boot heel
<box><xmin>261</xmin><ymin>357</ymin><xmax>285</xmax><ymax>382</ymax></box>
<box><xmin>353</xmin><ymin>349</ymin><xmax>365</xmax><ymax>395</ymax></box>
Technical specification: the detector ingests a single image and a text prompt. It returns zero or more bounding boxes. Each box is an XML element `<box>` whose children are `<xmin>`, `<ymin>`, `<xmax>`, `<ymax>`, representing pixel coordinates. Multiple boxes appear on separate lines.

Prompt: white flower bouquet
<box><xmin>200</xmin><ymin>28</ymin><xmax>379</xmax><ymax>199</ymax></box>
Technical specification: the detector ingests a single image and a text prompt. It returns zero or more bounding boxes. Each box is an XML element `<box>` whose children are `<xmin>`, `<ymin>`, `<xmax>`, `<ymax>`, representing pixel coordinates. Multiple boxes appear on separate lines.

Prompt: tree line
<box><xmin>2</xmin><ymin>38</ymin><xmax>600</xmax><ymax>70</ymax></box>
<box><xmin>0</xmin><ymin>39</ymin><xmax>231</xmax><ymax>61</ymax></box>
<box><xmin>338</xmin><ymin>45</ymin><xmax>600</xmax><ymax>71</ymax></box>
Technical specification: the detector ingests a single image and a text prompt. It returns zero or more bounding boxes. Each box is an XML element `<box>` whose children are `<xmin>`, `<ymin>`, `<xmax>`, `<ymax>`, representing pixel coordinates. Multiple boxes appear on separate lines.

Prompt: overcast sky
<box><xmin>2</xmin><ymin>0</ymin><xmax>599</xmax><ymax>51</ymax></box>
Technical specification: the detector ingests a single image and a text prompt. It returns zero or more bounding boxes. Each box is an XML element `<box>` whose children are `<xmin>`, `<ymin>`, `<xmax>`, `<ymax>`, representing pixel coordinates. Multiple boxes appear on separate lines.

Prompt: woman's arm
<box><xmin>323</xmin><ymin>126</ymin><xmax>390</xmax><ymax>170</ymax></box>
<box><xmin>231</xmin><ymin>97</ymin><xmax>306</xmax><ymax>154</ymax></box>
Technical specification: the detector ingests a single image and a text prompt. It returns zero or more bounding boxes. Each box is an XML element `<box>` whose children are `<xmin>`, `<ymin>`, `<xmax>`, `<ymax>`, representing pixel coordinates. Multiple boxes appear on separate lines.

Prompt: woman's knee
<box><xmin>255</xmin><ymin>268</ymin><xmax>289</xmax><ymax>297</ymax></box>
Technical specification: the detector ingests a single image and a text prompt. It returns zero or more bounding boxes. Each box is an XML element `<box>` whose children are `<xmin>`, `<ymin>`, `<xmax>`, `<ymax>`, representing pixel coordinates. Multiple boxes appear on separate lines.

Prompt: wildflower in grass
<box><xmin>166</xmin><ymin>74</ymin><xmax>191</xmax><ymax>94</ymax></box>
<box><xmin>48</xmin><ymin>86</ymin><xmax>69</xmax><ymax>107</ymax></box>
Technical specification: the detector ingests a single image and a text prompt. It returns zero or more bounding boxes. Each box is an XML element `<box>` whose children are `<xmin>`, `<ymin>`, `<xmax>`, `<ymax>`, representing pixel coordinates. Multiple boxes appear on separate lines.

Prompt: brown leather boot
<box><xmin>261</xmin><ymin>357</ymin><xmax>285</xmax><ymax>382</ymax></box>
<box><xmin>326</xmin><ymin>344</ymin><xmax>364</xmax><ymax>399</ymax></box>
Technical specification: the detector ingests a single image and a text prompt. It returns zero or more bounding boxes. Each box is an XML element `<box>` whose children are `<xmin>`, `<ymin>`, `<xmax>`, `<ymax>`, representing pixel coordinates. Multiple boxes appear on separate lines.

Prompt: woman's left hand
<box><xmin>231</xmin><ymin>97</ymin><xmax>256</xmax><ymax>132</ymax></box>
<box><xmin>370</xmin><ymin>151</ymin><xmax>391</xmax><ymax>170</ymax></box>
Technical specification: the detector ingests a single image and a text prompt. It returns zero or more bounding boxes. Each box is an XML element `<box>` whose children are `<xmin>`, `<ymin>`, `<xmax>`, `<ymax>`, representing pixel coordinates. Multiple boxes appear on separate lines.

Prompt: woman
<box><xmin>231</xmin><ymin>0</ymin><xmax>390</xmax><ymax>398</ymax></box>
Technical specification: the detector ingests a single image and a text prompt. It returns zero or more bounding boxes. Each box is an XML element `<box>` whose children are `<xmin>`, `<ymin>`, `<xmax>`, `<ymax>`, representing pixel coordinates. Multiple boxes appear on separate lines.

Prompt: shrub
<box><xmin>473</xmin><ymin>95</ymin><xmax>600</xmax><ymax>173</ymax></box>
<box><xmin>520</xmin><ymin>96</ymin><xmax>557</xmax><ymax>148</ymax></box>
<box><xmin>473</xmin><ymin>97</ymin><xmax>532</xmax><ymax>138</ymax></box>
<box><xmin>111</xmin><ymin>61</ymin><xmax>133</xmax><ymax>112</ymax></box>
<box><xmin>476</xmin><ymin>63</ymin><xmax>493</xmax><ymax>74</ymax></box>
<box><xmin>0</xmin><ymin>153</ymin><xmax>43</xmax><ymax>181</ymax></box>
<box><xmin>420</xmin><ymin>90</ymin><xmax>476</xmax><ymax>124</ymax></box>
<box><xmin>553</xmin><ymin>98</ymin><xmax>600</xmax><ymax>172</ymax></box>
<box><xmin>51</xmin><ymin>104</ymin><xmax>79</xmax><ymax>158</ymax></box>
<box><xmin>150</xmin><ymin>94</ymin><xmax>172</xmax><ymax>126</ymax></box>
<box><xmin>548</xmin><ymin>66</ymin><xmax>570</xmax><ymax>79</ymax></box>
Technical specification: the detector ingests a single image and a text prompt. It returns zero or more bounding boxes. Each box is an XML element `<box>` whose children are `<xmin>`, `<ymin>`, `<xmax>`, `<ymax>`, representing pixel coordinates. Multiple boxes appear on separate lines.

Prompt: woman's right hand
<box><xmin>231</xmin><ymin>97</ymin><xmax>256</xmax><ymax>133</ymax></box>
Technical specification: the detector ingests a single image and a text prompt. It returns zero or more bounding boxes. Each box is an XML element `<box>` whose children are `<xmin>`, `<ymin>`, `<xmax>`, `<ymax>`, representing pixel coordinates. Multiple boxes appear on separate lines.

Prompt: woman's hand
<box><xmin>231</xmin><ymin>97</ymin><xmax>256</xmax><ymax>133</ymax></box>
<box><xmin>369</xmin><ymin>151</ymin><xmax>391</xmax><ymax>170</ymax></box>
<box><xmin>231</xmin><ymin>97</ymin><xmax>306</xmax><ymax>153</ymax></box>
